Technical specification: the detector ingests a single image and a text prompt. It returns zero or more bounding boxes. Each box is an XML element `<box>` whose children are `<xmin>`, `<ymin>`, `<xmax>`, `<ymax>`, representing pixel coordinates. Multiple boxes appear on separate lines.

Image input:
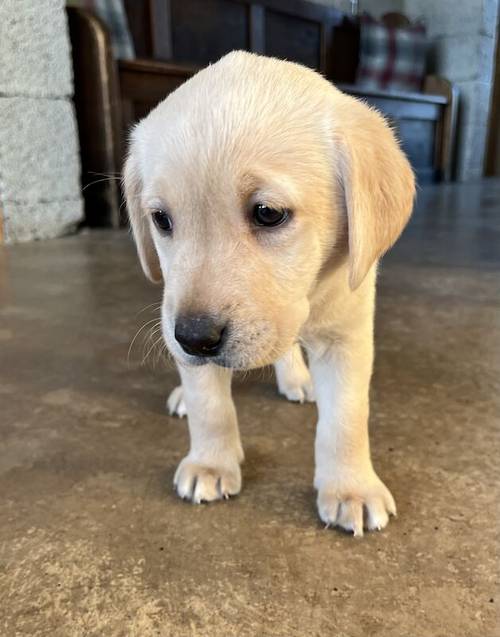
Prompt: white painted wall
<box><xmin>0</xmin><ymin>0</ymin><xmax>83</xmax><ymax>243</ymax></box>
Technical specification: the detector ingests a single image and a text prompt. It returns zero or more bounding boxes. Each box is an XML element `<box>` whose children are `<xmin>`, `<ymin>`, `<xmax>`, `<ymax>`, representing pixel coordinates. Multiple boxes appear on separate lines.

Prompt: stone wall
<box><xmin>404</xmin><ymin>0</ymin><xmax>499</xmax><ymax>181</ymax></box>
<box><xmin>0</xmin><ymin>0</ymin><xmax>83</xmax><ymax>244</ymax></box>
<box><xmin>312</xmin><ymin>0</ymin><xmax>403</xmax><ymax>17</ymax></box>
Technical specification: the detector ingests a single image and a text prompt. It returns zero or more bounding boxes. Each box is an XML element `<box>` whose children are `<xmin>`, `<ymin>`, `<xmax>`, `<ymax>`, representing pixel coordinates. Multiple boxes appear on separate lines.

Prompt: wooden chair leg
<box><xmin>67</xmin><ymin>6</ymin><xmax>124</xmax><ymax>227</ymax></box>
<box><xmin>424</xmin><ymin>75</ymin><xmax>458</xmax><ymax>182</ymax></box>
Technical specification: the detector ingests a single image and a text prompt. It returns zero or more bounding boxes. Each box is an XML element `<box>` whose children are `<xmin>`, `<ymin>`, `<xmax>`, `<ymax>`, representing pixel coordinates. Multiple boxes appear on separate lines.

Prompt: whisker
<box><xmin>142</xmin><ymin>334</ymin><xmax>165</xmax><ymax>367</ymax></box>
<box><xmin>88</xmin><ymin>171</ymin><xmax>122</xmax><ymax>177</ymax></box>
<box><xmin>136</xmin><ymin>301</ymin><xmax>162</xmax><ymax>316</ymax></box>
<box><xmin>141</xmin><ymin>322</ymin><xmax>164</xmax><ymax>359</ymax></box>
<box><xmin>127</xmin><ymin>318</ymin><xmax>162</xmax><ymax>364</ymax></box>
<box><xmin>82</xmin><ymin>176</ymin><xmax>122</xmax><ymax>193</ymax></box>
<box><xmin>153</xmin><ymin>338</ymin><xmax>169</xmax><ymax>367</ymax></box>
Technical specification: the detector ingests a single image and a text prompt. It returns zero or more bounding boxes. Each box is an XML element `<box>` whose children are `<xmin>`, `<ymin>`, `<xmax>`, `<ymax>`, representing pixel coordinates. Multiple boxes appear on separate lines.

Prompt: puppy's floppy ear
<box><xmin>123</xmin><ymin>153</ymin><xmax>162</xmax><ymax>283</ymax></box>
<box><xmin>336</xmin><ymin>100</ymin><xmax>415</xmax><ymax>290</ymax></box>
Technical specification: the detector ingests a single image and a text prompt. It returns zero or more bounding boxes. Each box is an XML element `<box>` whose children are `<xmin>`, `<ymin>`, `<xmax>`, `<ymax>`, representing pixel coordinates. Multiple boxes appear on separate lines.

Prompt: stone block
<box><xmin>455</xmin><ymin>123</ymin><xmax>488</xmax><ymax>181</ymax></box>
<box><xmin>481</xmin><ymin>0</ymin><xmax>499</xmax><ymax>37</ymax></box>
<box><xmin>433</xmin><ymin>35</ymin><xmax>494</xmax><ymax>83</ymax></box>
<box><xmin>0</xmin><ymin>0</ymin><xmax>72</xmax><ymax>98</ymax></box>
<box><xmin>311</xmin><ymin>0</ymin><xmax>404</xmax><ymax>18</ymax></box>
<box><xmin>0</xmin><ymin>97</ymin><xmax>81</xmax><ymax>203</ymax></box>
<box><xmin>404</xmin><ymin>0</ymin><xmax>483</xmax><ymax>38</ymax></box>
<box><xmin>3</xmin><ymin>199</ymin><xmax>83</xmax><ymax>243</ymax></box>
<box><xmin>455</xmin><ymin>80</ymin><xmax>493</xmax><ymax>130</ymax></box>
<box><xmin>478</xmin><ymin>34</ymin><xmax>496</xmax><ymax>82</ymax></box>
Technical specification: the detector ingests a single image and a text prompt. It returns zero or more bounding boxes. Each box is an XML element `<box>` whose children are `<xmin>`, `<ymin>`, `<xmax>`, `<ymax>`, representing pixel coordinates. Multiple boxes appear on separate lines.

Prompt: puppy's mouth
<box><xmin>163</xmin><ymin>311</ymin><xmax>297</xmax><ymax>370</ymax></box>
<box><xmin>176</xmin><ymin>352</ymin><xmax>235</xmax><ymax>369</ymax></box>
<box><xmin>164</xmin><ymin>323</ymin><xmax>284</xmax><ymax>370</ymax></box>
<box><xmin>173</xmin><ymin>345</ymin><xmax>279</xmax><ymax>371</ymax></box>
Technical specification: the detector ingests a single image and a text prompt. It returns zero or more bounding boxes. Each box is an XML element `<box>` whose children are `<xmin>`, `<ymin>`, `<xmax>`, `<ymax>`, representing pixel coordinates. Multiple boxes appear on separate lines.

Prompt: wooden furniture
<box><xmin>68</xmin><ymin>7</ymin><xmax>123</xmax><ymax>227</ymax></box>
<box><xmin>123</xmin><ymin>0</ymin><xmax>344</xmax><ymax>73</ymax></box>
<box><xmin>119</xmin><ymin>59</ymin><xmax>195</xmax><ymax>134</ymax></box>
<box><xmin>67</xmin><ymin>1</ymin><xmax>457</xmax><ymax>226</ymax></box>
<box><xmin>339</xmin><ymin>78</ymin><xmax>458</xmax><ymax>183</ymax></box>
<box><xmin>486</xmin><ymin>23</ymin><xmax>500</xmax><ymax>176</ymax></box>
<box><xmin>334</xmin><ymin>12</ymin><xmax>458</xmax><ymax>183</ymax></box>
<box><xmin>68</xmin><ymin>0</ymin><xmax>346</xmax><ymax>226</ymax></box>
<box><xmin>68</xmin><ymin>7</ymin><xmax>195</xmax><ymax>226</ymax></box>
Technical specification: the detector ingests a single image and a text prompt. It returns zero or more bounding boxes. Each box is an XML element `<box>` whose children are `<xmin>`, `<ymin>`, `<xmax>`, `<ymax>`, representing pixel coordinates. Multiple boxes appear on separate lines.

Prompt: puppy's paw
<box><xmin>167</xmin><ymin>385</ymin><xmax>187</xmax><ymax>418</ymax></box>
<box><xmin>317</xmin><ymin>472</ymin><xmax>396</xmax><ymax>537</ymax></box>
<box><xmin>276</xmin><ymin>366</ymin><xmax>315</xmax><ymax>403</ymax></box>
<box><xmin>278</xmin><ymin>376</ymin><xmax>315</xmax><ymax>404</ymax></box>
<box><xmin>274</xmin><ymin>346</ymin><xmax>315</xmax><ymax>403</ymax></box>
<box><xmin>174</xmin><ymin>456</ymin><xmax>241</xmax><ymax>503</ymax></box>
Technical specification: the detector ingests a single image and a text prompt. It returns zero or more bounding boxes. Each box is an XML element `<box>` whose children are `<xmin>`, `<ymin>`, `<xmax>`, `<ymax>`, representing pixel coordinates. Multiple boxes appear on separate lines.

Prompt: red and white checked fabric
<box><xmin>356</xmin><ymin>14</ymin><xmax>427</xmax><ymax>93</ymax></box>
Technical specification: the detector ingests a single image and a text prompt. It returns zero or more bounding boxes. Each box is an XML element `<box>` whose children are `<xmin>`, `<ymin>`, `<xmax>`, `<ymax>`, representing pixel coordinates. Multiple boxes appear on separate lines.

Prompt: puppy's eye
<box><xmin>252</xmin><ymin>204</ymin><xmax>290</xmax><ymax>228</ymax></box>
<box><xmin>151</xmin><ymin>209</ymin><xmax>173</xmax><ymax>233</ymax></box>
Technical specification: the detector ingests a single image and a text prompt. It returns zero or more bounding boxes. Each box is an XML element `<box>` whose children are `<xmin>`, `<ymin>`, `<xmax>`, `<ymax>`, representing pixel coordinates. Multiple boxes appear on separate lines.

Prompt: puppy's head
<box><xmin>125</xmin><ymin>52</ymin><xmax>414</xmax><ymax>370</ymax></box>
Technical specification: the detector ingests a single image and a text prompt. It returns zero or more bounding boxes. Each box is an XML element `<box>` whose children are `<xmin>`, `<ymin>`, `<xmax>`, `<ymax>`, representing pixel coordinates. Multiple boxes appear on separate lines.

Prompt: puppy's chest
<box><xmin>301</xmin><ymin>276</ymin><xmax>374</xmax><ymax>344</ymax></box>
<box><xmin>300</xmin><ymin>315</ymin><xmax>346</xmax><ymax>347</ymax></box>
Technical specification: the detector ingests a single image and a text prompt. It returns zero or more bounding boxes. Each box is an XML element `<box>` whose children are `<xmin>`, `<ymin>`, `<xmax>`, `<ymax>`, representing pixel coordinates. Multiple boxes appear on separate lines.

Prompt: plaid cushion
<box><xmin>356</xmin><ymin>14</ymin><xmax>427</xmax><ymax>93</ymax></box>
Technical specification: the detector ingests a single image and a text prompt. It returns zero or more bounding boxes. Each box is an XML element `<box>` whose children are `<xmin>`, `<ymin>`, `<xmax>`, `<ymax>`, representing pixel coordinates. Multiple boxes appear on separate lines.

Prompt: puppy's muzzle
<box><xmin>174</xmin><ymin>315</ymin><xmax>226</xmax><ymax>357</ymax></box>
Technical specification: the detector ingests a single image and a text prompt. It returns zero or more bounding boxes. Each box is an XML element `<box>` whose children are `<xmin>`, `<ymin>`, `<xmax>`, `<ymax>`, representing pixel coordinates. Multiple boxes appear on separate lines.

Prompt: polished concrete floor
<box><xmin>1</xmin><ymin>181</ymin><xmax>499</xmax><ymax>636</ymax></box>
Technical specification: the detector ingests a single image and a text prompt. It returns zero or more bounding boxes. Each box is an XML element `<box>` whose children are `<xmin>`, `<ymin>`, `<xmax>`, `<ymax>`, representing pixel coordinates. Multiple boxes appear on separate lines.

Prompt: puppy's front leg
<box><xmin>174</xmin><ymin>364</ymin><xmax>244</xmax><ymax>503</ymax></box>
<box><xmin>308</xmin><ymin>335</ymin><xmax>396</xmax><ymax>536</ymax></box>
<box><xmin>274</xmin><ymin>343</ymin><xmax>315</xmax><ymax>403</ymax></box>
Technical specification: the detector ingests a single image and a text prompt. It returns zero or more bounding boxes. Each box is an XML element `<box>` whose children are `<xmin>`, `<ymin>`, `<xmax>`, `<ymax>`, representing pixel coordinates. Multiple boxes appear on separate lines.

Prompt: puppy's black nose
<box><xmin>174</xmin><ymin>315</ymin><xmax>226</xmax><ymax>357</ymax></box>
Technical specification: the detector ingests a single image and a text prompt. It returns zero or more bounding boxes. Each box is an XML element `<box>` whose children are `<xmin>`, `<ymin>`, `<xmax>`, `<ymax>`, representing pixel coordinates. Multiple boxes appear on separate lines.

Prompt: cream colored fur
<box><xmin>124</xmin><ymin>51</ymin><xmax>414</xmax><ymax>536</ymax></box>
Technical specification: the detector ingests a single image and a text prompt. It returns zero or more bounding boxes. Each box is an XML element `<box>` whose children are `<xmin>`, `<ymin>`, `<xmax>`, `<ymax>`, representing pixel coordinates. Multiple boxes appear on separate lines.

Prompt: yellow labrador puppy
<box><xmin>124</xmin><ymin>51</ymin><xmax>414</xmax><ymax>536</ymax></box>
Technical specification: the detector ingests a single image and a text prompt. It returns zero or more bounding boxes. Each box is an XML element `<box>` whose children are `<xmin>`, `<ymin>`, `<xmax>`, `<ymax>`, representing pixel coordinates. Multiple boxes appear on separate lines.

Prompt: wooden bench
<box><xmin>339</xmin><ymin>80</ymin><xmax>458</xmax><ymax>184</ymax></box>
